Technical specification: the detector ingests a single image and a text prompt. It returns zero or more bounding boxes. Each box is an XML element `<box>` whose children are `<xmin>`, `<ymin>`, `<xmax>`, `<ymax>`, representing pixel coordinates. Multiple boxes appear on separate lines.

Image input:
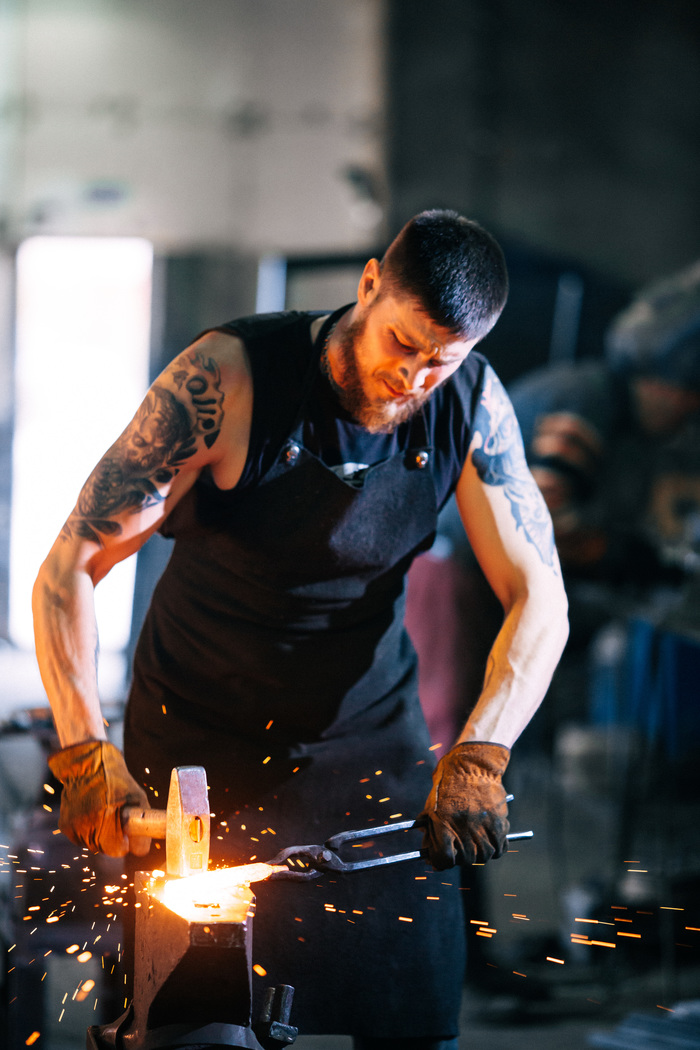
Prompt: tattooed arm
<box><xmin>33</xmin><ymin>331</ymin><xmax>252</xmax><ymax>747</ymax></box>
<box><xmin>454</xmin><ymin>365</ymin><xmax>569</xmax><ymax>747</ymax></box>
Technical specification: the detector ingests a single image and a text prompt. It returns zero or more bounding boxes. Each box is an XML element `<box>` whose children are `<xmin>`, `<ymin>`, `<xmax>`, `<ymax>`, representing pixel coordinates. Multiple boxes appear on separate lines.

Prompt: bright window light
<box><xmin>10</xmin><ymin>236</ymin><xmax>153</xmax><ymax>652</ymax></box>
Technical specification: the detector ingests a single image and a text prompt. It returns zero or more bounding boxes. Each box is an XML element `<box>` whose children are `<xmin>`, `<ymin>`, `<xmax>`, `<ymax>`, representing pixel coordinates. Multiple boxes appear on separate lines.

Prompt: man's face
<box><xmin>328</xmin><ymin>272</ymin><xmax>479</xmax><ymax>434</ymax></box>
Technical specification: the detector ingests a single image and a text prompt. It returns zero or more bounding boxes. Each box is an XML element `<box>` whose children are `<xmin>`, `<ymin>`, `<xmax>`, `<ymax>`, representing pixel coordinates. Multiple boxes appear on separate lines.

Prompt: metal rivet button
<box><xmin>415</xmin><ymin>451</ymin><xmax>430</xmax><ymax>469</ymax></box>
<box><xmin>284</xmin><ymin>442</ymin><xmax>300</xmax><ymax>464</ymax></box>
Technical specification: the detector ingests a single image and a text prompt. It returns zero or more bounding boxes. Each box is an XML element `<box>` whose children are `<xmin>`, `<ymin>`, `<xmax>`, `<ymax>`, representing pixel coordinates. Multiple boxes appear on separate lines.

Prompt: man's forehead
<box><xmin>393</xmin><ymin>299</ymin><xmax>471</xmax><ymax>359</ymax></box>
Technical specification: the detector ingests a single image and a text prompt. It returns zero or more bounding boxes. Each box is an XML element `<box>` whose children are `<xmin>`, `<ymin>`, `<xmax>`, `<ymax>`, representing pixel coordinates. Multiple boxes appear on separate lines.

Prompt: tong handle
<box><xmin>325</xmin><ymin>817</ymin><xmax>532</xmax><ymax>872</ymax></box>
<box><xmin>325</xmin><ymin>820</ymin><xmax>415</xmax><ymax>850</ymax></box>
<box><xmin>324</xmin><ymin>794</ymin><xmax>518</xmax><ymax>853</ymax></box>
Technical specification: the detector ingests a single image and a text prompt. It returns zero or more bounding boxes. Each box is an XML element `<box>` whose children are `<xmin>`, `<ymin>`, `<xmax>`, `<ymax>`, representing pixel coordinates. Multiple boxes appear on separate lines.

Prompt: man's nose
<box><xmin>397</xmin><ymin>358</ymin><xmax>431</xmax><ymax>392</ymax></box>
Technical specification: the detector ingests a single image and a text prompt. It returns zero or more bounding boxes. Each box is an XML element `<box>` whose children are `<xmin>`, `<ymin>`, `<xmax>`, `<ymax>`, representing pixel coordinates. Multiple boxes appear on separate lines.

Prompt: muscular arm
<box><xmin>33</xmin><ymin>332</ymin><xmax>251</xmax><ymax>746</ymax></box>
<box><xmin>455</xmin><ymin>367</ymin><xmax>569</xmax><ymax>746</ymax></box>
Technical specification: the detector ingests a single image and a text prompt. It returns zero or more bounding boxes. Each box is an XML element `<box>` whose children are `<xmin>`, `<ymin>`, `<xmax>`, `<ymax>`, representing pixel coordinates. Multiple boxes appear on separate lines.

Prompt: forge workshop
<box><xmin>1</xmin><ymin>4</ymin><xmax>700</xmax><ymax>1050</ymax></box>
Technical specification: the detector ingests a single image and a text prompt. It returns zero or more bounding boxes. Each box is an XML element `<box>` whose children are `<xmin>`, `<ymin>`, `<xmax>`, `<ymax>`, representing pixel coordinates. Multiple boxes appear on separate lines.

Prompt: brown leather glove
<box><xmin>48</xmin><ymin>740</ymin><xmax>151</xmax><ymax>857</ymax></box>
<box><xmin>418</xmin><ymin>741</ymin><xmax>510</xmax><ymax>870</ymax></box>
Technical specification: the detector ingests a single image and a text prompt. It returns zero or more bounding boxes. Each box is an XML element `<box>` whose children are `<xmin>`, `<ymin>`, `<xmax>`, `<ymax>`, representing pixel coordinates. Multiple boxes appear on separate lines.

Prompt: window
<box><xmin>10</xmin><ymin>236</ymin><xmax>153</xmax><ymax>652</ymax></box>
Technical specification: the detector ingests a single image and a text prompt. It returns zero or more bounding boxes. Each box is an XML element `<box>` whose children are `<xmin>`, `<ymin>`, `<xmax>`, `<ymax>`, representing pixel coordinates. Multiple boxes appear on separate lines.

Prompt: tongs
<box><xmin>267</xmin><ymin>803</ymin><xmax>533</xmax><ymax>881</ymax></box>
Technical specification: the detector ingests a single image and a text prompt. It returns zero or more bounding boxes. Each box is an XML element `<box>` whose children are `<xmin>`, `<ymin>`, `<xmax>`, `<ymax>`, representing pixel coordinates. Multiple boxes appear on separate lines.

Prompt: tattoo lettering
<box><xmin>471</xmin><ymin>370</ymin><xmax>557</xmax><ymax>569</ymax></box>
<box><xmin>171</xmin><ymin>350</ymin><xmax>225</xmax><ymax>449</ymax></box>
<box><xmin>61</xmin><ymin>352</ymin><xmax>224</xmax><ymax>547</ymax></box>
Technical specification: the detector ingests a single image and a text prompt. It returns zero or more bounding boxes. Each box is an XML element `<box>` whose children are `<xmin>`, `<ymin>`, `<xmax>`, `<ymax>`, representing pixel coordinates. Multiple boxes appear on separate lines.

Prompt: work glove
<box><xmin>48</xmin><ymin>739</ymin><xmax>151</xmax><ymax>857</ymax></box>
<box><xmin>417</xmin><ymin>741</ymin><xmax>510</xmax><ymax>870</ymax></box>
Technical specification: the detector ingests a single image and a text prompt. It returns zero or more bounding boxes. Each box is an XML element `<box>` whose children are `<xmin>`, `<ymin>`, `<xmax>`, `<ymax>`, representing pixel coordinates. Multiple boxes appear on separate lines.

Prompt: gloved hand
<box><xmin>48</xmin><ymin>739</ymin><xmax>151</xmax><ymax>857</ymax></box>
<box><xmin>417</xmin><ymin>741</ymin><xmax>510</xmax><ymax>870</ymax></box>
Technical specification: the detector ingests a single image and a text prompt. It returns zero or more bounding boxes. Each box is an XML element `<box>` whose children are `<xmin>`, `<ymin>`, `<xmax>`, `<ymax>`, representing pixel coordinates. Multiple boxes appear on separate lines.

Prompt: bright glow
<box><xmin>10</xmin><ymin>236</ymin><xmax>153</xmax><ymax>650</ymax></box>
<box><xmin>152</xmin><ymin>863</ymin><xmax>283</xmax><ymax>924</ymax></box>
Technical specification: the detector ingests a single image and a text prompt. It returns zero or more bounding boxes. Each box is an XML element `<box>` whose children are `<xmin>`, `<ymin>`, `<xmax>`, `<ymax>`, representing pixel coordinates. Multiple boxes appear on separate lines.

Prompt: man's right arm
<box><xmin>32</xmin><ymin>330</ymin><xmax>251</xmax><ymax>853</ymax></box>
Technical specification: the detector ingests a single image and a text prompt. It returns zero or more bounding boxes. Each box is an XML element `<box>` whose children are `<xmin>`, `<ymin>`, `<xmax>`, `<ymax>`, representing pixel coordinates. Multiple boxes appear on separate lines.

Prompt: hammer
<box><xmin>122</xmin><ymin>766</ymin><xmax>211</xmax><ymax>877</ymax></box>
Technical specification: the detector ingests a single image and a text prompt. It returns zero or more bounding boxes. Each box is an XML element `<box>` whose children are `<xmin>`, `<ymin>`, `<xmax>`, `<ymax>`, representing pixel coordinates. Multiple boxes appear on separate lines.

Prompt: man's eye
<box><xmin>393</xmin><ymin>333</ymin><xmax>415</xmax><ymax>352</ymax></box>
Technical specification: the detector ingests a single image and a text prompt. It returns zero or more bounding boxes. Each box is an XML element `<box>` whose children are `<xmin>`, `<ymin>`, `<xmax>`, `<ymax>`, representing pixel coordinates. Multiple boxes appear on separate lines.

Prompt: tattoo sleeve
<box><xmin>470</xmin><ymin>367</ymin><xmax>557</xmax><ymax>570</ymax></box>
<box><xmin>61</xmin><ymin>351</ymin><xmax>224</xmax><ymax>546</ymax></box>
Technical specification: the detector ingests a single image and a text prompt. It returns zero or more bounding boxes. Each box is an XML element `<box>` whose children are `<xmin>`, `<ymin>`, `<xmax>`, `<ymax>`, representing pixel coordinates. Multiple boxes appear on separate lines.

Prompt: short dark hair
<box><xmin>381</xmin><ymin>209</ymin><xmax>509</xmax><ymax>339</ymax></box>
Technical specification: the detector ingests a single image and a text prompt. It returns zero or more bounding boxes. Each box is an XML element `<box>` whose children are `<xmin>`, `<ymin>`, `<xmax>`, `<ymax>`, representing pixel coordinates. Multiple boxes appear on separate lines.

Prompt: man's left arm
<box><xmin>419</xmin><ymin>366</ymin><xmax>569</xmax><ymax>869</ymax></box>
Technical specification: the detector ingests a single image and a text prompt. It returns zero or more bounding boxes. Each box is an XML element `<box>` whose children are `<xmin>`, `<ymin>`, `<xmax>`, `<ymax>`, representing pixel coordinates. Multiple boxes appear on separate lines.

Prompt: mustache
<box><xmin>375</xmin><ymin>371</ymin><xmax>431</xmax><ymax>403</ymax></box>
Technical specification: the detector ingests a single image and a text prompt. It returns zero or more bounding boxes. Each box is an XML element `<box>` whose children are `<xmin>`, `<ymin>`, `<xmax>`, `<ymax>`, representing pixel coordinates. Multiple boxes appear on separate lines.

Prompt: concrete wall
<box><xmin>0</xmin><ymin>0</ymin><xmax>387</xmax><ymax>254</ymax></box>
<box><xmin>387</xmin><ymin>0</ymin><xmax>700</xmax><ymax>287</ymax></box>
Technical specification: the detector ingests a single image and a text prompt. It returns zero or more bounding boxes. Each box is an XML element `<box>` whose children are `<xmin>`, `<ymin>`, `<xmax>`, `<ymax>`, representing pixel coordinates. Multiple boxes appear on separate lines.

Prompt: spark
<box><xmin>25</xmin><ymin>1032</ymin><xmax>41</xmax><ymax>1045</ymax></box>
<box><xmin>547</xmin><ymin>957</ymin><xmax>565</xmax><ymax>964</ymax></box>
<box><xmin>571</xmin><ymin>935</ymin><xmax>615</xmax><ymax>948</ymax></box>
<box><xmin>253</xmin><ymin>964</ymin><xmax>267</xmax><ymax>976</ymax></box>
<box><xmin>428</xmin><ymin>743</ymin><xmax>442</xmax><ymax>751</ymax></box>
<box><xmin>262</xmin><ymin>756</ymin><xmax>271</xmax><ymax>765</ymax></box>
<box><xmin>265</xmin><ymin>720</ymin><xmax>274</xmax><ymax>730</ymax></box>
<box><xmin>398</xmin><ymin>916</ymin><xmax>412</xmax><ymax>922</ymax></box>
<box><xmin>76</xmin><ymin>978</ymin><xmax>96</xmax><ymax>1002</ymax></box>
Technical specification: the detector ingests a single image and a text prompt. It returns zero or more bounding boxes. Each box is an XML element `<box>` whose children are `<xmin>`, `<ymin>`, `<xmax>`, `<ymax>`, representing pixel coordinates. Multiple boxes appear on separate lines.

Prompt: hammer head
<box><xmin>166</xmin><ymin>766</ymin><xmax>211</xmax><ymax>877</ymax></box>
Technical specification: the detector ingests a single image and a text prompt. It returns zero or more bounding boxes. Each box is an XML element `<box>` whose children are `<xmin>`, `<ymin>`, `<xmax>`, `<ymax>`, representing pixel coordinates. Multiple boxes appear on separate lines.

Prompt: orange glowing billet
<box><xmin>146</xmin><ymin>862</ymin><xmax>286</xmax><ymax>923</ymax></box>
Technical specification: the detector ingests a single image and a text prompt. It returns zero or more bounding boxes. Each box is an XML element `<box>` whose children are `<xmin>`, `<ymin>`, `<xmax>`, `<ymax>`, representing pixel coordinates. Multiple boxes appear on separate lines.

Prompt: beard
<box><xmin>325</xmin><ymin>314</ymin><xmax>432</xmax><ymax>434</ymax></box>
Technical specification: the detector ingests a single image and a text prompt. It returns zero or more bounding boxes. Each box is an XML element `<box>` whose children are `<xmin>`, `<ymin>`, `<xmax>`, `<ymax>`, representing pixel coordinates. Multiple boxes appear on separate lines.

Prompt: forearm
<box><xmin>457</xmin><ymin>584</ymin><xmax>569</xmax><ymax>748</ymax></box>
<box><xmin>32</xmin><ymin>554</ymin><xmax>107</xmax><ymax>747</ymax></box>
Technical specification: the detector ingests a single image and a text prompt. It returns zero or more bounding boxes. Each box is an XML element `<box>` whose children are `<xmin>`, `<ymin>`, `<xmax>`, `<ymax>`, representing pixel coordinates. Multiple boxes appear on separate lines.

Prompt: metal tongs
<box><xmin>267</xmin><ymin>803</ymin><xmax>533</xmax><ymax>881</ymax></box>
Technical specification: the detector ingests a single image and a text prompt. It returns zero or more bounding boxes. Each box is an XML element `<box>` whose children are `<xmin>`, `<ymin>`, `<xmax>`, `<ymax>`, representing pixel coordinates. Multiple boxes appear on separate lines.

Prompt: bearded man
<box><xmin>33</xmin><ymin>210</ymin><xmax>568</xmax><ymax>1050</ymax></box>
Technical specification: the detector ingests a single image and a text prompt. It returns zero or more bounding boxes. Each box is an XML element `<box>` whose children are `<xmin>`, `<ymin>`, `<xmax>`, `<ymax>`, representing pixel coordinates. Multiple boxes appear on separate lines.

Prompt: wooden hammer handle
<box><xmin>122</xmin><ymin>806</ymin><xmax>167</xmax><ymax>840</ymax></box>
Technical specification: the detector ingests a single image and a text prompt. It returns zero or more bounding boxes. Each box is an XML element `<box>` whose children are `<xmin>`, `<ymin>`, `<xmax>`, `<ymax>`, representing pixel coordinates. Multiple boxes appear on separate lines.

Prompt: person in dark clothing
<box><xmin>511</xmin><ymin>259</ymin><xmax>700</xmax><ymax>582</ymax></box>
<box><xmin>33</xmin><ymin>210</ymin><xmax>568</xmax><ymax>1048</ymax></box>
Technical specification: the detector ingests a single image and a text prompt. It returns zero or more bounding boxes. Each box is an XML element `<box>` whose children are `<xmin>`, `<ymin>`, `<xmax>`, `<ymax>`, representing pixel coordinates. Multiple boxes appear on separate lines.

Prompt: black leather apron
<box><xmin>124</xmin><ymin>313</ymin><xmax>465</xmax><ymax>1037</ymax></box>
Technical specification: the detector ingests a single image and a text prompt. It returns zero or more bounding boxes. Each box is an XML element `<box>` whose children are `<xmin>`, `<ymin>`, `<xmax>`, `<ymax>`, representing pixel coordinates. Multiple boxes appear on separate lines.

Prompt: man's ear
<box><xmin>357</xmin><ymin>258</ymin><xmax>382</xmax><ymax>306</ymax></box>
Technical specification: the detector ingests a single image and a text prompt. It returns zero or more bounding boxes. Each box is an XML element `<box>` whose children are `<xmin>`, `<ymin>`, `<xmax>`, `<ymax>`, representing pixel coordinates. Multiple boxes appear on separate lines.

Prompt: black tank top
<box><xmin>203</xmin><ymin>307</ymin><xmax>486</xmax><ymax>507</ymax></box>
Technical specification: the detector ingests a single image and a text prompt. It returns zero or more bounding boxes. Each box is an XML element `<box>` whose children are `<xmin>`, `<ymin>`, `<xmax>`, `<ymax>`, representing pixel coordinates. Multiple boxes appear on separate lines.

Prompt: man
<box><xmin>511</xmin><ymin>259</ymin><xmax>700</xmax><ymax>581</ymax></box>
<box><xmin>33</xmin><ymin>210</ymin><xmax>568</xmax><ymax>1049</ymax></box>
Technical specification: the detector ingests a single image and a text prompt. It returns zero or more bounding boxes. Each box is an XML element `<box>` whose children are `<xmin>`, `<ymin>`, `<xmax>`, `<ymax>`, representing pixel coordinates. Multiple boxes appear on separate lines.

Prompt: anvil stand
<box><xmin>86</xmin><ymin>871</ymin><xmax>298</xmax><ymax>1050</ymax></box>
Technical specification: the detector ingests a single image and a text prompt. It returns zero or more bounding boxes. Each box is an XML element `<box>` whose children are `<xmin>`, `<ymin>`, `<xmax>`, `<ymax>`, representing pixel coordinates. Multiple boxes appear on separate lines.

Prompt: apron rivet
<box><xmin>415</xmin><ymin>451</ymin><xmax>430</xmax><ymax>469</ymax></box>
<box><xmin>284</xmin><ymin>441</ymin><xmax>301</xmax><ymax>464</ymax></box>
